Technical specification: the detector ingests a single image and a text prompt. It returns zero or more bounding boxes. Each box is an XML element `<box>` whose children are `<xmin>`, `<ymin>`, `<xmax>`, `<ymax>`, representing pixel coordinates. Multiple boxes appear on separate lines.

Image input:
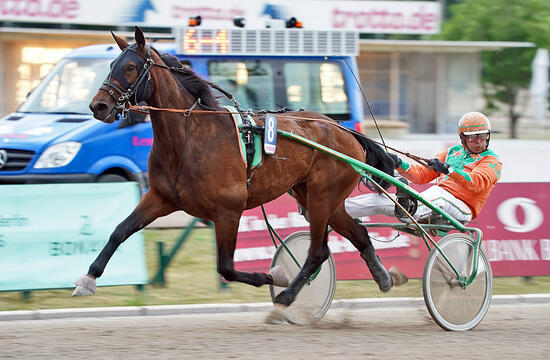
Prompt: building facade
<box><xmin>0</xmin><ymin>0</ymin><xmax>533</xmax><ymax>134</ymax></box>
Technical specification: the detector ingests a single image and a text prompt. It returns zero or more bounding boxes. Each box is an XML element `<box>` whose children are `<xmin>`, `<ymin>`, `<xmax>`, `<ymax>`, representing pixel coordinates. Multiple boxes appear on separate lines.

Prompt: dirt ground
<box><xmin>0</xmin><ymin>303</ymin><xmax>549</xmax><ymax>360</ymax></box>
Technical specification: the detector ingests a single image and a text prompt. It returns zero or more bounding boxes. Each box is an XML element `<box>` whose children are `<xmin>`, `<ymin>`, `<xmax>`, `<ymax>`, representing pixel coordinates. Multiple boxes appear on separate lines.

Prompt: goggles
<box><xmin>464</xmin><ymin>133</ymin><xmax>489</xmax><ymax>141</ymax></box>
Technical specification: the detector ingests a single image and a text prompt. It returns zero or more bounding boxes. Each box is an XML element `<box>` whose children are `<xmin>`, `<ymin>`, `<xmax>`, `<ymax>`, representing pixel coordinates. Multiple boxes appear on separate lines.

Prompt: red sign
<box><xmin>235</xmin><ymin>183</ymin><xmax>550</xmax><ymax>279</ymax></box>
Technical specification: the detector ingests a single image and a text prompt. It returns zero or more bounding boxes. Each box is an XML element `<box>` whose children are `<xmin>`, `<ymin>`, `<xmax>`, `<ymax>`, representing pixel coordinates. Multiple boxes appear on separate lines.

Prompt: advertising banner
<box><xmin>0</xmin><ymin>0</ymin><xmax>441</xmax><ymax>35</ymax></box>
<box><xmin>234</xmin><ymin>183</ymin><xmax>550</xmax><ymax>279</ymax></box>
<box><xmin>0</xmin><ymin>183</ymin><xmax>147</xmax><ymax>291</ymax></box>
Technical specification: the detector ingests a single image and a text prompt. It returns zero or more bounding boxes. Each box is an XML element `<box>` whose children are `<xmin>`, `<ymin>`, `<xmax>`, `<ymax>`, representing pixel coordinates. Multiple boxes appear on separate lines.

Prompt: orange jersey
<box><xmin>397</xmin><ymin>144</ymin><xmax>502</xmax><ymax>218</ymax></box>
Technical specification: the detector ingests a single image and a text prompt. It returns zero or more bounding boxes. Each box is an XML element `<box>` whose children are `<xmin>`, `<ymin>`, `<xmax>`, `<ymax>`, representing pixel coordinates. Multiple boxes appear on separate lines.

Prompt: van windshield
<box><xmin>18</xmin><ymin>57</ymin><xmax>110</xmax><ymax>114</ymax></box>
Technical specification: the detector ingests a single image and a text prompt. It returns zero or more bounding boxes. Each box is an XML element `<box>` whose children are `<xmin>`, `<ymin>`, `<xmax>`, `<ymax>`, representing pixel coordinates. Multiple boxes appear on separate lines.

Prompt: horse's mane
<box><xmin>151</xmin><ymin>47</ymin><xmax>220</xmax><ymax>109</ymax></box>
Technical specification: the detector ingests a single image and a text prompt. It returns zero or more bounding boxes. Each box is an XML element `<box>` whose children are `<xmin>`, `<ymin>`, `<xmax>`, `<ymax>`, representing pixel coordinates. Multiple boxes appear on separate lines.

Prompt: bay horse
<box><xmin>75</xmin><ymin>26</ymin><xmax>406</xmax><ymax>317</ymax></box>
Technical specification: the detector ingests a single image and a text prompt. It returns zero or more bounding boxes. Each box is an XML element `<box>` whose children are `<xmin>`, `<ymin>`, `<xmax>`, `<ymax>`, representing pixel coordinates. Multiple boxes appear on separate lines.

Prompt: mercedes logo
<box><xmin>0</xmin><ymin>150</ymin><xmax>7</xmax><ymax>169</ymax></box>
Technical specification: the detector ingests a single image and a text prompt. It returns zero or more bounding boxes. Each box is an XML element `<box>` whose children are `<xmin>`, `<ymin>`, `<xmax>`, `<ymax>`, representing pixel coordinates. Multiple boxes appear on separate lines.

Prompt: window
<box><xmin>359</xmin><ymin>53</ymin><xmax>391</xmax><ymax>117</ymax></box>
<box><xmin>208</xmin><ymin>61</ymin><xmax>274</xmax><ymax>110</ymax></box>
<box><xmin>284</xmin><ymin>62</ymin><xmax>349</xmax><ymax>115</ymax></box>
<box><xmin>16</xmin><ymin>47</ymin><xmax>72</xmax><ymax>105</ymax></box>
<box><xmin>208</xmin><ymin>59</ymin><xmax>350</xmax><ymax>119</ymax></box>
<box><xmin>19</xmin><ymin>57</ymin><xmax>110</xmax><ymax>114</ymax></box>
<box><xmin>359</xmin><ymin>53</ymin><xmax>409</xmax><ymax>122</ymax></box>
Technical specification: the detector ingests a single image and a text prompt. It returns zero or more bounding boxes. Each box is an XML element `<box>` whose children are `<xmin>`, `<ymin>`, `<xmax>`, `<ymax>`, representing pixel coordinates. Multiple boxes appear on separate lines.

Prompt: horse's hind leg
<box><xmin>328</xmin><ymin>205</ymin><xmax>407</xmax><ymax>291</ymax></box>
<box><xmin>72</xmin><ymin>189</ymin><xmax>176</xmax><ymax>296</ymax></box>
<box><xmin>272</xmin><ymin>229</ymin><xmax>331</xmax><ymax>307</ymax></box>
<box><xmin>214</xmin><ymin>213</ymin><xmax>286</xmax><ymax>287</ymax></box>
<box><xmin>272</xmin><ymin>198</ymin><xmax>331</xmax><ymax>307</ymax></box>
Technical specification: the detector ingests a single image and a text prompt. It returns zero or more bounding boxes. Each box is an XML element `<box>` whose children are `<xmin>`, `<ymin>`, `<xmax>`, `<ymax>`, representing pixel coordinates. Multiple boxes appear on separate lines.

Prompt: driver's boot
<box><xmin>394</xmin><ymin>177</ymin><xmax>418</xmax><ymax>222</ymax></box>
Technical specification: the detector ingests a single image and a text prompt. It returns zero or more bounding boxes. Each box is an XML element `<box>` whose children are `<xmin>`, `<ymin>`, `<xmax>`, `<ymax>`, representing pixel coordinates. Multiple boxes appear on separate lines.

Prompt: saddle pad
<box><xmin>225</xmin><ymin>105</ymin><xmax>262</xmax><ymax>168</ymax></box>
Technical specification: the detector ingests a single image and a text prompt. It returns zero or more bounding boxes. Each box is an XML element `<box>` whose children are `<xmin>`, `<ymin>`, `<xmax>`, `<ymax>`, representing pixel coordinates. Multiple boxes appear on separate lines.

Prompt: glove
<box><xmin>388</xmin><ymin>153</ymin><xmax>402</xmax><ymax>169</ymax></box>
<box><xmin>427</xmin><ymin>158</ymin><xmax>450</xmax><ymax>174</ymax></box>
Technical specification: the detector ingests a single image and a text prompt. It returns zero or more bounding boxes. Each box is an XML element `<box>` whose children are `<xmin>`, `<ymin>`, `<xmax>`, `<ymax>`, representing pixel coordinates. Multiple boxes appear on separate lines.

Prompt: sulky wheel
<box><xmin>269</xmin><ymin>231</ymin><xmax>336</xmax><ymax>324</ymax></box>
<box><xmin>423</xmin><ymin>233</ymin><xmax>493</xmax><ymax>331</ymax></box>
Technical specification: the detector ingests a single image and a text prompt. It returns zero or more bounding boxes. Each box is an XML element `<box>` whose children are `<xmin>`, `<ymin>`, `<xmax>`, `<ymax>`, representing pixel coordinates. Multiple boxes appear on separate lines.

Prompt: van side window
<box><xmin>208</xmin><ymin>61</ymin><xmax>275</xmax><ymax>110</ymax></box>
<box><xmin>284</xmin><ymin>62</ymin><xmax>349</xmax><ymax>116</ymax></box>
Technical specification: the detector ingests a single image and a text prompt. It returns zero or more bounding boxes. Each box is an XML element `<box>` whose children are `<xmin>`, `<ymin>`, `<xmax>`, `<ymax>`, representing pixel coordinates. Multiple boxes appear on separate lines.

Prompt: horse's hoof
<box><xmin>72</xmin><ymin>286</ymin><xmax>94</xmax><ymax>296</ymax></box>
<box><xmin>389</xmin><ymin>266</ymin><xmax>408</xmax><ymax>287</ymax></box>
<box><xmin>377</xmin><ymin>274</ymin><xmax>392</xmax><ymax>293</ymax></box>
<box><xmin>72</xmin><ymin>275</ymin><xmax>96</xmax><ymax>296</ymax></box>
<box><xmin>264</xmin><ymin>304</ymin><xmax>287</xmax><ymax>325</ymax></box>
<box><xmin>269</xmin><ymin>266</ymin><xmax>289</xmax><ymax>287</ymax></box>
<box><xmin>367</xmin><ymin>255</ymin><xmax>392</xmax><ymax>293</ymax></box>
<box><xmin>274</xmin><ymin>289</ymin><xmax>295</xmax><ymax>306</ymax></box>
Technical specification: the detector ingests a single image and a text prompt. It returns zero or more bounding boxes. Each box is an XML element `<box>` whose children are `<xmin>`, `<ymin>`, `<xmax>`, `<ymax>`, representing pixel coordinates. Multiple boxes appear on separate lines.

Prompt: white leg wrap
<box><xmin>264</xmin><ymin>304</ymin><xmax>287</xmax><ymax>325</ymax></box>
<box><xmin>269</xmin><ymin>265</ymin><xmax>289</xmax><ymax>287</ymax></box>
<box><xmin>72</xmin><ymin>275</ymin><xmax>97</xmax><ymax>296</ymax></box>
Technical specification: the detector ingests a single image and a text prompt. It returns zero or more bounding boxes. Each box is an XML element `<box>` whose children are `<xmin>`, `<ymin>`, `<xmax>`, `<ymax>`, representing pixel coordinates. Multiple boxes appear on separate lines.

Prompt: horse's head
<box><xmin>90</xmin><ymin>26</ymin><xmax>154</xmax><ymax>123</ymax></box>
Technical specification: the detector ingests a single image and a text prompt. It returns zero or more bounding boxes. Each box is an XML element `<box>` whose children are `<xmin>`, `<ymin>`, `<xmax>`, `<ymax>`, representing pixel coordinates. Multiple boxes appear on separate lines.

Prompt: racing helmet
<box><xmin>458</xmin><ymin>112</ymin><xmax>491</xmax><ymax>136</ymax></box>
<box><xmin>457</xmin><ymin>112</ymin><xmax>491</xmax><ymax>153</ymax></box>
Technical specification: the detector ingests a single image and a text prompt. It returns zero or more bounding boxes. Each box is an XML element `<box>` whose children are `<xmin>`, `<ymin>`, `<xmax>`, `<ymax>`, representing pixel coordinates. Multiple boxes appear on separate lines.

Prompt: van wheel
<box><xmin>96</xmin><ymin>174</ymin><xmax>127</xmax><ymax>183</ymax></box>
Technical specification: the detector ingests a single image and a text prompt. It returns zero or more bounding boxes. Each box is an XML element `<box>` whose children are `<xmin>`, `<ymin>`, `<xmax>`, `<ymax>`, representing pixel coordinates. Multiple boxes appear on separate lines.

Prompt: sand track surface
<box><xmin>1</xmin><ymin>303</ymin><xmax>549</xmax><ymax>359</ymax></box>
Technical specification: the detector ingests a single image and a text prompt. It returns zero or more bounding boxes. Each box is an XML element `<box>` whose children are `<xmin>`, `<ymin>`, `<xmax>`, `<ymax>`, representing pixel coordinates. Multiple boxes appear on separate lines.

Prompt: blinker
<box><xmin>104</xmin><ymin>43</ymin><xmax>153</xmax><ymax>105</ymax></box>
<box><xmin>108</xmin><ymin>45</ymin><xmax>146</xmax><ymax>92</ymax></box>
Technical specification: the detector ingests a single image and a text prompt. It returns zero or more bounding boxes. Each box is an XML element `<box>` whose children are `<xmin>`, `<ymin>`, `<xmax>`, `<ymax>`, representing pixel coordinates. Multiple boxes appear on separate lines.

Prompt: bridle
<box><xmin>101</xmin><ymin>43</ymin><xmax>227</xmax><ymax>122</ymax></box>
<box><xmin>100</xmin><ymin>44</ymin><xmax>156</xmax><ymax>120</ymax></box>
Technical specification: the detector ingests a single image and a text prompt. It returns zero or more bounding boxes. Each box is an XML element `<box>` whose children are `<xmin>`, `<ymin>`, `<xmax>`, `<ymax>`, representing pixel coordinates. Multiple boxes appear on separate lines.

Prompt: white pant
<box><xmin>345</xmin><ymin>185</ymin><xmax>472</xmax><ymax>223</ymax></box>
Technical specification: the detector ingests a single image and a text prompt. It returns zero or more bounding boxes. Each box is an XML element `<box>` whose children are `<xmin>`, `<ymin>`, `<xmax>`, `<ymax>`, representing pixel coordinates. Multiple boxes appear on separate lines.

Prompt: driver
<box><xmin>345</xmin><ymin>112</ymin><xmax>502</xmax><ymax>224</ymax></box>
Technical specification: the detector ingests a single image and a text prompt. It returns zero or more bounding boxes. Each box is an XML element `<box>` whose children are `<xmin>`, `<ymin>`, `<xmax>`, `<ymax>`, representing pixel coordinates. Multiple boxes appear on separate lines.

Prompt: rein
<box><xmin>105</xmin><ymin>43</ymin><xmax>429</xmax><ymax>168</ymax></box>
<box><xmin>340</xmin><ymin>58</ymin><xmax>430</xmax><ymax>167</ymax></box>
<box><xmin>127</xmin><ymin>104</ymin><xmax>431</xmax><ymax>167</ymax></box>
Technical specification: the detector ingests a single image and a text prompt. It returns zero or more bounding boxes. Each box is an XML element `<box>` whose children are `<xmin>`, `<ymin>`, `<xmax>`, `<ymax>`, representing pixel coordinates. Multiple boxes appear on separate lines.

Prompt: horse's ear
<box><xmin>135</xmin><ymin>26</ymin><xmax>146</xmax><ymax>51</ymax></box>
<box><xmin>111</xmin><ymin>31</ymin><xmax>129</xmax><ymax>50</ymax></box>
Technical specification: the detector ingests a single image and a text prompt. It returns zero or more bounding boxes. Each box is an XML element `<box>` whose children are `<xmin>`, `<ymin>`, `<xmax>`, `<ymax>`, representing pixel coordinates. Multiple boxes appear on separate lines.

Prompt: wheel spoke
<box><xmin>269</xmin><ymin>231</ymin><xmax>336</xmax><ymax>324</ymax></box>
<box><xmin>423</xmin><ymin>233</ymin><xmax>492</xmax><ymax>331</ymax></box>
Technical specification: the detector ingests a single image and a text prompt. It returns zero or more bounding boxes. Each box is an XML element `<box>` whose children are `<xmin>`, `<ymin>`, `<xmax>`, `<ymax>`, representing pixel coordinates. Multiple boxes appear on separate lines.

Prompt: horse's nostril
<box><xmin>92</xmin><ymin>102</ymin><xmax>109</xmax><ymax>114</ymax></box>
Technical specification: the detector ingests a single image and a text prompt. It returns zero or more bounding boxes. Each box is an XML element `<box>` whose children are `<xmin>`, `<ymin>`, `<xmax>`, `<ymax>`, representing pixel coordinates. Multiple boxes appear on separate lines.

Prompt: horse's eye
<box><xmin>127</xmin><ymin>64</ymin><xmax>136</xmax><ymax>71</ymax></box>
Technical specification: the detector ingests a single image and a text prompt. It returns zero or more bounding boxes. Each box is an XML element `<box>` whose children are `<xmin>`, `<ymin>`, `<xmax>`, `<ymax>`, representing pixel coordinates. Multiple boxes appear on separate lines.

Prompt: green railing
<box><xmin>151</xmin><ymin>218</ymin><xmax>228</xmax><ymax>289</ymax></box>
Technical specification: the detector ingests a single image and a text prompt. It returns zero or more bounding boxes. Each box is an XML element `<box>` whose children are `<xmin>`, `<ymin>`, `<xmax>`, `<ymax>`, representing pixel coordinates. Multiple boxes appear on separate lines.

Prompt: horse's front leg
<box><xmin>72</xmin><ymin>189</ymin><xmax>176</xmax><ymax>296</ymax></box>
<box><xmin>215</xmin><ymin>213</ymin><xmax>288</xmax><ymax>287</ymax></box>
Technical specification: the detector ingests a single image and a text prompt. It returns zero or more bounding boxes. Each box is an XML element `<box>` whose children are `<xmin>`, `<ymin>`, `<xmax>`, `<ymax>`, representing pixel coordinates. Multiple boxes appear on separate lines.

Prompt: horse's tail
<box><xmin>350</xmin><ymin>132</ymin><xmax>394</xmax><ymax>192</ymax></box>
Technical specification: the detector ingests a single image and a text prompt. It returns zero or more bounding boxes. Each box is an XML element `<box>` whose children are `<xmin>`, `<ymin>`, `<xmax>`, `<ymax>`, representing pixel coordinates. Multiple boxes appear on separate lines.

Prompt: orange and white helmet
<box><xmin>458</xmin><ymin>112</ymin><xmax>491</xmax><ymax>153</ymax></box>
<box><xmin>457</xmin><ymin>112</ymin><xmax>491</xmax><ymax>136</ymax></box>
